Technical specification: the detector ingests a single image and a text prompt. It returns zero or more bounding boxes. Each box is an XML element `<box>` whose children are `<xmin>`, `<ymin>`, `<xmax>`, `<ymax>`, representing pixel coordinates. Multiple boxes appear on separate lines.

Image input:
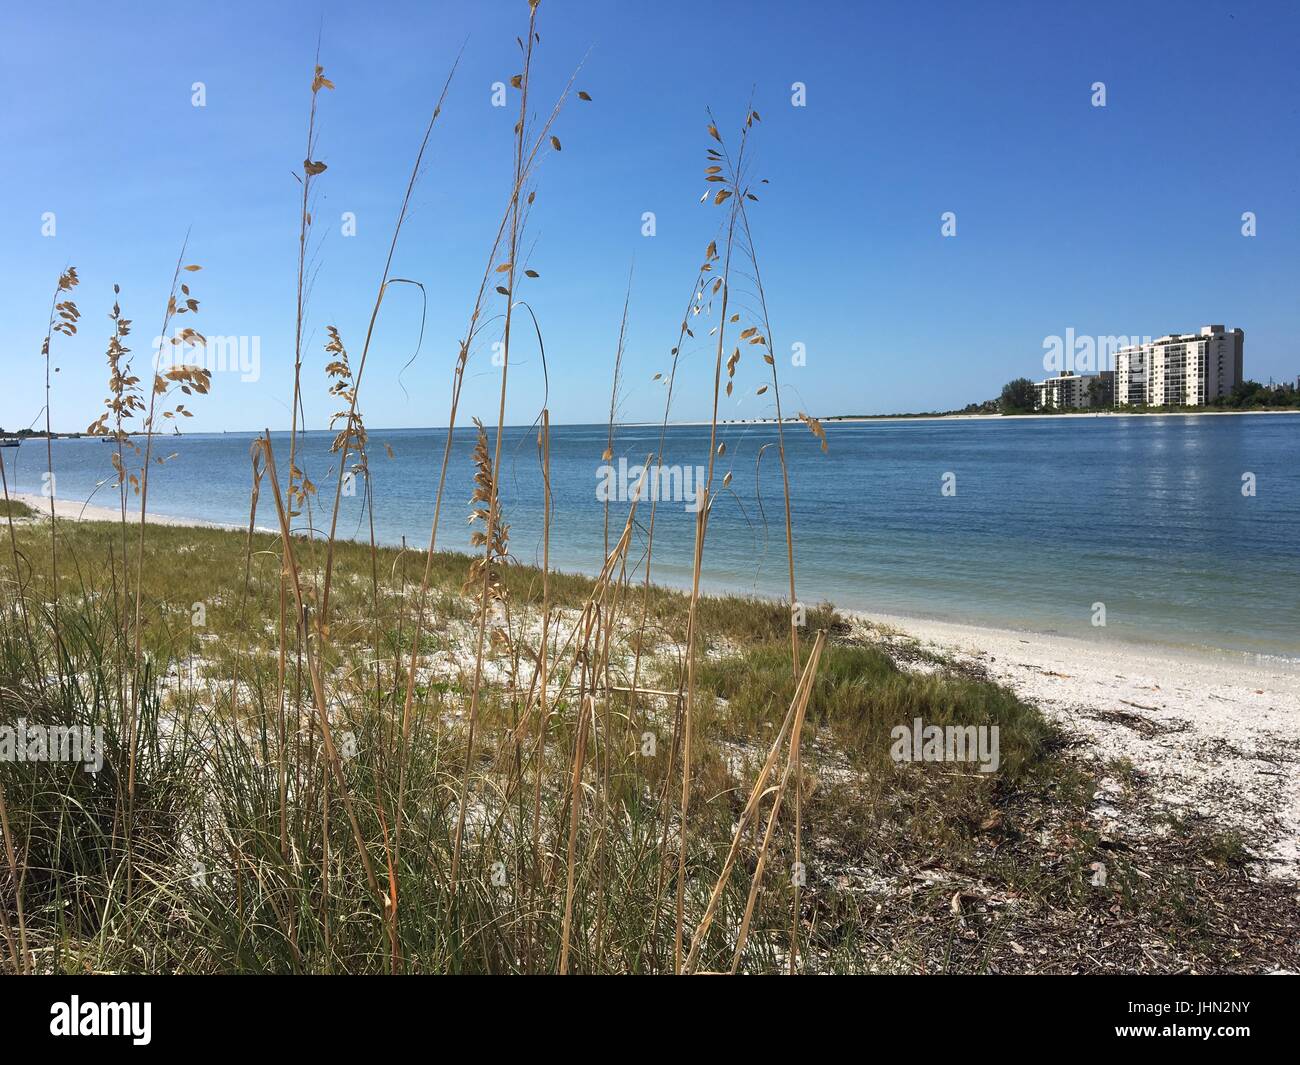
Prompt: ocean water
<box><xmin>6</xmin><ymin>415</ymin><xmax>1299</xmax><ymax>659</ymax></box>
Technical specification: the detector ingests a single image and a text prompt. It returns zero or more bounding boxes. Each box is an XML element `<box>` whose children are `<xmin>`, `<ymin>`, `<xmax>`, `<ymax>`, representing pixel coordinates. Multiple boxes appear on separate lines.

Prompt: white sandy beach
<box><xmin>855</xmin><ymin>611</ymin><xmax>1300</xmax><ymax>876</ymax></box>
<box><xmin>6</xmin><ymin>491</ymin><xmax>251</xmax><ymax>531</ymax></box>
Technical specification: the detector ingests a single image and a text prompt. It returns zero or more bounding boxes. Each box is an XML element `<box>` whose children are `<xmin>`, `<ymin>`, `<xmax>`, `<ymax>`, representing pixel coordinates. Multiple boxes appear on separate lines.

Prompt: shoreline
<box><xmin>12</xmin><ymin>487</ymin><xmax>1295</xmax><ymax>664</ymax></box>
<box><xmin>6</xmin><ymin>491</ymin><xmax>257</xmax><ymax>532</ymax></box>
<box><xmin>844</xmin><ymin>604</ymin><xmax>1300</xmax><ymax>671</ymax></box>
<box><xmin>10</xmin><ymin>489</ymin><xmax>1299</xmax><ymax>874</ymax></box>
<box><xmin>678</xmin><ymin>409</ymin><xmax>1300</xmax><ymax>428</ymax></box>
<box><xmin>828</xmin><ymin>409</ymin><xmax>1300</xmax><ymax>424</ymax></box>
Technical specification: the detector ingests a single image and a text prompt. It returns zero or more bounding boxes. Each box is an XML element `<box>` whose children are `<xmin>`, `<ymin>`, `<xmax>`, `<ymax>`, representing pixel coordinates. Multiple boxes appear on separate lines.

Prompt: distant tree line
<box><xmin>1207</xmin><ymin>380</ymin><xmax>1300</xmax><ymax>410</ymax></box>
<box><xmin>830</xmin><ymin>377</ymin><xmax>1300</xmax><ymax>421</ymax></box>
<box><xmin>0</xmin><ymin>427</ymin><xmax>83</xmax><ymax>439</ymax></box>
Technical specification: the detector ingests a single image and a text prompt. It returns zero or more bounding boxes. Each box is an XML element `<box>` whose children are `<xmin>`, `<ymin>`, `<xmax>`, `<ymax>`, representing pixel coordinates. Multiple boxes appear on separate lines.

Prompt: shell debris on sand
<box><xmin>851</xmin><ymin>610</ymin><xmax>1300</xmax><ymax>877</ymax></box>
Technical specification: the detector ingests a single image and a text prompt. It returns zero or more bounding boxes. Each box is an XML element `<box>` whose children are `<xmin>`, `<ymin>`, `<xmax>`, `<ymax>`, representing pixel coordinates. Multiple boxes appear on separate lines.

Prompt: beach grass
<box><xmin>0</xmin><ymin>499</ymin><xmax>35</xmax><ymax>521</ymax></box>
<box><xmin>1</xmin><ymin>514</ymin><xmax>1292</xmax><ymax>973</ymax></box>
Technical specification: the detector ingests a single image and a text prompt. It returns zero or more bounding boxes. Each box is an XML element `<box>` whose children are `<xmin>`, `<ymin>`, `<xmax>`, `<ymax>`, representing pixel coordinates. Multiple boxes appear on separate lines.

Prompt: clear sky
<box><xmin>1</xmin><ymin>0</ymin><xmax>1297</xmax><ymax>433</ymax></box>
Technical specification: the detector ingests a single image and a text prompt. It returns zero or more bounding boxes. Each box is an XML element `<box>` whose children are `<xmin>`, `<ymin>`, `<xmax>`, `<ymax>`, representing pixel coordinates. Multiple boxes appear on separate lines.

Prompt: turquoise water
<box><xmin>6</xmin><ymin>415</ymin><xmax>1299</xmax><ymax>658</ymax></box>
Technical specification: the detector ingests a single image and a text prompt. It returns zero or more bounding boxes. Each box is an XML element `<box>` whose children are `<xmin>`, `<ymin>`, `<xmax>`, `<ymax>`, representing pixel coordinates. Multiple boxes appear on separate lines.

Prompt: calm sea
<box><xmin>7</xmin><ymin>415</ymin><xmax>1299</xmax><ymax>659</ymax></box>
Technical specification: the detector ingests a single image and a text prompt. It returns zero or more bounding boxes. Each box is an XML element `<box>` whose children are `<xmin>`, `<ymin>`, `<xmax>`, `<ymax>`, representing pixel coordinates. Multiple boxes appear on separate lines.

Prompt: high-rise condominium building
<box><xmin>1113</xmin><ymin>325</ymin><xmax>1244</xmax><ymax>407</ymax></box>
<box><xmin>1033</xmin><ymin>370</ymin><xmax>1113</xmax><ymax>410</ymax></box>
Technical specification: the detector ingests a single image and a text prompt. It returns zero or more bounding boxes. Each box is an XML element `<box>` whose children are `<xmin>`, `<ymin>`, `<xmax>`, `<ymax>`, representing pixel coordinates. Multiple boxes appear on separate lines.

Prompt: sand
<box><xmin>855</xmin><ymin>611</ymin><xmax>1300</xmax><ymax>876</ymax></box>
<box><xmin>6</xmin><ymin>491</ymin><xmax>252</xmax><ymax>531</ymax></box>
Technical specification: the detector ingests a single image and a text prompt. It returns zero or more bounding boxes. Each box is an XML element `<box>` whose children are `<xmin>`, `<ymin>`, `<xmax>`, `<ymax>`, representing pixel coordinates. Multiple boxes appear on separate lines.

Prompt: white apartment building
<box><xmin>1113</xmin><ymin>325</ymin><xmax>1244</xmax><ymax>407</ymax></box>
<box><xmin>1033</xmin><ymin>370</ymin><xmax>1114</xmax><ymax>410</ymax></box>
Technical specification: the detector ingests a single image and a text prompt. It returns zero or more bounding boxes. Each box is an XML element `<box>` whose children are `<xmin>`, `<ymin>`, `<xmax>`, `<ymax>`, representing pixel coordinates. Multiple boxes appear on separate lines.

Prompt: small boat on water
<box><xmin>0</xmin><ymin>437</ymin><xmax>20</xmax><ymax>448</ymax></box>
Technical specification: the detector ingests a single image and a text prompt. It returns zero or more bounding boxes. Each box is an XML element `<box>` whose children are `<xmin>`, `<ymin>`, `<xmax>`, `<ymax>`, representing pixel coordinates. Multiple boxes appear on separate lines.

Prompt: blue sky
<box><xmin>1</xmin><ymin>0</ymin><xmax>1297</xmax><ymax>432</ymax></box>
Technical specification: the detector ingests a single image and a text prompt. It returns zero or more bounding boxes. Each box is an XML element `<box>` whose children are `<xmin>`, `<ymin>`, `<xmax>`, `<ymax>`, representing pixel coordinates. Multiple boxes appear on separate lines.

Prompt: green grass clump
<box><xmin>0</xmin><ymin>498</ymin><xmax>36</xmax><ymax>520</ymax></box>
<box><xmin>695</xmin><ymin>641</ymin><xmax>1053</xmax><ymax>783</ymax></box>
